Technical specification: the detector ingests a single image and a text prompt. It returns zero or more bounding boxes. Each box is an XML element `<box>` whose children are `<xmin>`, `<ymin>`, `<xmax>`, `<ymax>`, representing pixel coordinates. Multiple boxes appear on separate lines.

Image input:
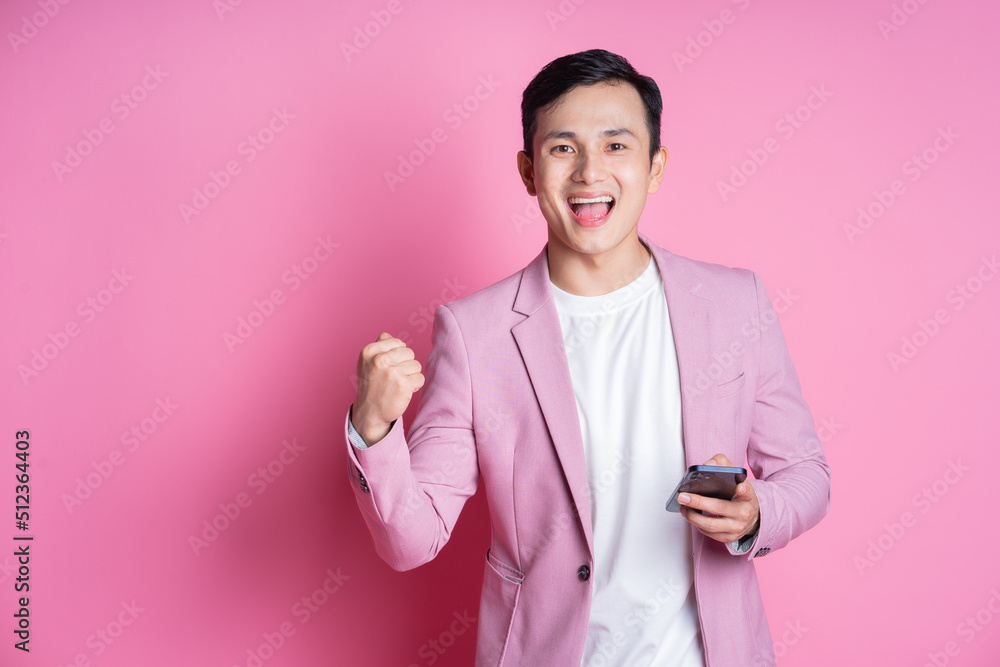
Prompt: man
<box><xmin>345</xmin><ymin>49</ymin><xmax>831</xmax><ymax>666</ymax></box>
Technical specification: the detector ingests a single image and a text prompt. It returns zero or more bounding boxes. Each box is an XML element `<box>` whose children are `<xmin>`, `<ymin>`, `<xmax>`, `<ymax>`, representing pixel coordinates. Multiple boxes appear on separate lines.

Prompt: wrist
<box><xmin>360</xmin><ymin>423</ymin><xmax>391</xmax><ymax>446</ymax></box>
<box><xmin>352</xmin><ymin>404</ymin><xmax>391</xmax><ymax>445</ymax></box>
<box><xmin>741</xmin><ymin>515</ymin><xmax>761</xmax><ymax>542</ymax></box>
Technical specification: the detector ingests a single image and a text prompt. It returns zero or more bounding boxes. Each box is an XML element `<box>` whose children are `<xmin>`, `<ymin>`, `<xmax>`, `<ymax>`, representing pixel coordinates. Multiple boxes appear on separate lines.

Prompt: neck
<box><xmin>547</xmin><ymin>234</ymin><xmax>651</xmax><ymax>297</ymax></box>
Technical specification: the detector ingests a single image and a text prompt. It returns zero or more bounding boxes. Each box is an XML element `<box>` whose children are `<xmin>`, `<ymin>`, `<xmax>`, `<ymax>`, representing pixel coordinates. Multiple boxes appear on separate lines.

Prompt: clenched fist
<box><xmin>352</xmin><ymin>332</ymin><xmax>425</xmax><ymax>446</ymax></box>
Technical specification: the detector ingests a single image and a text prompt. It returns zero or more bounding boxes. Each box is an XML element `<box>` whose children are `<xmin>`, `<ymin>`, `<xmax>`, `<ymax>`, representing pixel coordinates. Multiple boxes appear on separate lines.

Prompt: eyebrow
<box><xmin>542</xmin><ymin>127</ymin><xmax>638</xmax><ymax>142</ymax></box>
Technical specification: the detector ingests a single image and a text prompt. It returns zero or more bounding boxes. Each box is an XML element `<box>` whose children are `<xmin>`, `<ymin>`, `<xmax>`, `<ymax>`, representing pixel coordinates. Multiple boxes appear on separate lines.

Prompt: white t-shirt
<box><xmin>550</xmin><ymin>252</ymin><xmax>706</xmax><ymax>667</ymax></box>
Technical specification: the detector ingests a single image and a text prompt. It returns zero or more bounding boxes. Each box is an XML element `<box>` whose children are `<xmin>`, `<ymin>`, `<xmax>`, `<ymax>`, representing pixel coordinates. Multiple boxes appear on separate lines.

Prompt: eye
<box><xmin>608</xmin><ymin>142</ymin><xmax>626</xmax><ymax>151</ymax></box>
<box><xmin>551</xmin><ymin>144</ymin><xmax>574</xmax><ymax>154</ymax></box>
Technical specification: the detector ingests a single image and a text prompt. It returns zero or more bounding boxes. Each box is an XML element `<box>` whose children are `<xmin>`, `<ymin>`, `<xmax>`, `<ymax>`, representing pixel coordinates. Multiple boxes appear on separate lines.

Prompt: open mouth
<box><xmin>568</xmin><ymin>195</ymin><xmax>615</xmax><ymax>225</ymax></box>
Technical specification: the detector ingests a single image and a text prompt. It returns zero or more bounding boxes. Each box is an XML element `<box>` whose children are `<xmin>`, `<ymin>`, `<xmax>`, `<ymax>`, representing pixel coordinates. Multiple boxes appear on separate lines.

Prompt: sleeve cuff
<box><xmin>731</xmin><ymin>527</ymin><xmax>760</xmax><ymax>554</ymax></box>
<box><xmin>347</xmin><ymin>418</ymin><xmax>370</xmax><ymax>449</ymax></box>
<box><xmin>347</xmin><ymin>405</ymin><xmax>395</xmax><ymax>450</ymax></box>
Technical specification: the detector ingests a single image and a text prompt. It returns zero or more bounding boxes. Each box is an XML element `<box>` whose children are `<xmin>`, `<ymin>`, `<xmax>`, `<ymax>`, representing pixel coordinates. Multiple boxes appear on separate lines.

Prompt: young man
<box><xmin>345</xmin><ymin>50</ymin><xmax>831</xmax><ymax>666</ymax></box>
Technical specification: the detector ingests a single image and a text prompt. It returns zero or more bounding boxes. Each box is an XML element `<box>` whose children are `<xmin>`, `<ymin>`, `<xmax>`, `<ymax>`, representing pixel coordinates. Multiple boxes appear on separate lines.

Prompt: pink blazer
<box><xmin>345</xmin><ymin>231</ymin><xmax>831</xmax><ymax>666</ymax></box>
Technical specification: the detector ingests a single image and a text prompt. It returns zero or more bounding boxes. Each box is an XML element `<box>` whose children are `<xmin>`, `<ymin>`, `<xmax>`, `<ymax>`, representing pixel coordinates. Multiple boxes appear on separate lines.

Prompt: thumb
<box><xmin>376</xmin><ymin>331</ymin><xmax>393</xmax><ymax>342</ymax></box>
<box><xmin>735</xmin><ymin>480</ymin><xmax>756</xmax><ymax>501</ymax></box>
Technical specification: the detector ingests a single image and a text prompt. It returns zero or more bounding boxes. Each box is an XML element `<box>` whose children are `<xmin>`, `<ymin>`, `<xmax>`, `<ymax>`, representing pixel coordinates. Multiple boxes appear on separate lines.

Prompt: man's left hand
<box><xmin>678</xmin><ymin>454</ymin><xmax>760</xmax><ymax>543</ymax></box>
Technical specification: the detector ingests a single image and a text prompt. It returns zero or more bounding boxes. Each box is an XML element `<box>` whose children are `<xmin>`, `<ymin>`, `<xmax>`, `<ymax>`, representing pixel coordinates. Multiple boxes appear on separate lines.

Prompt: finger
<box><xmin>384</xmin><ymin>344</ymin><xmax>415</xmax><ymax>363</ymax></box>
<box><xmin>677</xmin><ymin>492</ymin><xmax>731</xmax><ymax>519</ymax></box>
<box><xmin>372</xmin><ymin>332</ymin><xmax>406</xmax><ymax>352</ymax></box>
<box><xmin>681</xmin><ymin>506</ymin><xmax>734</xmax><ymax>535</ymax></box>
<box><xmin>366</xmin><ymin>337</ymin><xmax>408</xmax><ymax>363</ymax></box>
<box><xmin>409</xmin><ymin>372</ymin><xmax>425</xmax><ymax>392</ymax></box>
<box><xmin>680</xmin><ymin>504</ymin><xmax>746</xmax><ymax>539</ymax></box>
<box><xmin>705</xmin><ymin>453</ymin><xmax>735</xmax><ymax>467</ymax></box>
<box><xmin>396</xmin><ymin>358</ymin><xmax>423</xmax><ymax>378</ymax></box>
<box><xmin>680</xmin><ymin>492</ymin><xmax>757</xmax><ymax>543</ymax></box>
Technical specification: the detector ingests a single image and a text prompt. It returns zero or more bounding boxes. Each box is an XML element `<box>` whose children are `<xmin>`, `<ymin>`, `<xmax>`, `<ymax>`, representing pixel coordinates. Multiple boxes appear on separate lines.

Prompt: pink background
<box><xmin>2</xmin><ymin>0</ymin><xmax>999</xmax><ymax>665</ymax></box>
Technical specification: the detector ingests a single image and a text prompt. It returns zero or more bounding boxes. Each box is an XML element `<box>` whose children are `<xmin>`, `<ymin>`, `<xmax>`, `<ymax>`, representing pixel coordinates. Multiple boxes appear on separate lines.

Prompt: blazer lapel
<box><xmin>511</xmin><ymin>245</ymin><xmax>594</xmax><ymax>557</ymax></box>
<box><xmin>640</xmin><ymin>232</ymin><xmax>715</xmax><ymax>469</ymax></box>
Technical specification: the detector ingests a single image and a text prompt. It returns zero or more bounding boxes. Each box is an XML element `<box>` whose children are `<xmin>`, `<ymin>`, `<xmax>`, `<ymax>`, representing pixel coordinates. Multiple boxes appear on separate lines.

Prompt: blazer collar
<box><xmin>512</xmin><ymin>231</ymin><xmax>707</xmax><ymax>316</ymax></box>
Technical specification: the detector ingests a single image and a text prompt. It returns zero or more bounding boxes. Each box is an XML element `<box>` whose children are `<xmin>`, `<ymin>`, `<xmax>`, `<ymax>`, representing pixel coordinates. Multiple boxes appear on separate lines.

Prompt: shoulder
<box><xmin>428</xmin><ymin>247</ymin><xmax>541</xmax><ymax>333</ymax></box>
<box><xmin>645</xmin><ymin>235</ymin><xmax>760</xmax><ymax>305</ymax></box>
<box><xmin>441</xmin><ymin>266</ymin><xmax>523</xmax><ymax>317</ymax></box>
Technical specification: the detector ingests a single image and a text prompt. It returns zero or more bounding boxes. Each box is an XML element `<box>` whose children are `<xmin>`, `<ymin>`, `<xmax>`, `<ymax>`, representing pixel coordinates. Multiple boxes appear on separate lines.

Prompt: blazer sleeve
<box><xmin>344</xmin><ymin>304</ymin><xmax>479</xmax><ymax>571</ymax></box>
<box><xmin>728</xmin><ymin>271</ymin><xmax>832</xmax><ymax>559</ymax></box>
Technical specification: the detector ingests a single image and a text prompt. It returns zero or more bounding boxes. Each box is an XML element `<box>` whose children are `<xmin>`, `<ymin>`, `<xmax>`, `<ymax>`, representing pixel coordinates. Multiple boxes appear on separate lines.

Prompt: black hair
<box><xmin>520</xmin><ymin>49</ymin><xmax>662</xmax><ymax>164</ymax></box>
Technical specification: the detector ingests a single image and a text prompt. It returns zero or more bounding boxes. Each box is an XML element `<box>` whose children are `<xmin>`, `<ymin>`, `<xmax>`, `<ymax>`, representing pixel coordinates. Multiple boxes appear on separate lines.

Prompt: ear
<box><xmin>516</xmin><ymin>151</ymin><xmax>537</xmax><ymax>196</ymax></box>
<box><xmin>647</xmin><ymin>146</ymin><xmax>669</xmax><ymax>195</ymax></box>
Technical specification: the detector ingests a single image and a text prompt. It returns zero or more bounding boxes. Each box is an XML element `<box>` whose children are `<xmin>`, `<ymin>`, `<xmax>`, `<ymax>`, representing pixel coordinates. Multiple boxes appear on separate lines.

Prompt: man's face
<box><xmin>517</xmin><ymin>81</ymin><xmax>667</xmax><ymax>261</ymax></box>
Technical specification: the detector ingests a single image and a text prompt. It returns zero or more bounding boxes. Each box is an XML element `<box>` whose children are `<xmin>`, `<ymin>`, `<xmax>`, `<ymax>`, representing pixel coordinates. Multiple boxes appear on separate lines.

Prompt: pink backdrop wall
<box><xmin>2</xmin><ymin>0</ymin><xmax>998</xmax><ymax>665</ymax></box>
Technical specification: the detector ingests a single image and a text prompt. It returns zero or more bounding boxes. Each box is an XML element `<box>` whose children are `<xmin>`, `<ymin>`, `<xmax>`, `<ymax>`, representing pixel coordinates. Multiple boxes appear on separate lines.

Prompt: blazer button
<box><xmin>577</xmin><ymin>565</ymin><xmax>590</xmax><ymax>581</ymax></box>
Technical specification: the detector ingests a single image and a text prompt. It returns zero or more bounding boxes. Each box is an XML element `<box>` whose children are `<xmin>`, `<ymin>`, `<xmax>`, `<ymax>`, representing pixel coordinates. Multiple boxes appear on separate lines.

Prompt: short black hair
<box><xmin>520</xmin><ymin>49</ymin><xmax>662</xmax><ymax>164</ymax></box>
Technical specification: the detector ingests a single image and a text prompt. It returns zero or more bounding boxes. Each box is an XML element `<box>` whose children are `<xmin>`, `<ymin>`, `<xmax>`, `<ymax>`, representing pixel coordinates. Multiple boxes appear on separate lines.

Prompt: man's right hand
<box><xmin>352</xmin><ymin>332</ymin><xmax>425</xmax><ymax>446</ymax></box>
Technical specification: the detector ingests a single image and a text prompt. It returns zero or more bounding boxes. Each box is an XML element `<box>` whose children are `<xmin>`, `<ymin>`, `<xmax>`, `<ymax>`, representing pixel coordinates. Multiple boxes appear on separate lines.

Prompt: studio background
<box><xmin>1</xmin><ymin>0</ymin><xmax>998</xmax><ymax>665</ymax></box>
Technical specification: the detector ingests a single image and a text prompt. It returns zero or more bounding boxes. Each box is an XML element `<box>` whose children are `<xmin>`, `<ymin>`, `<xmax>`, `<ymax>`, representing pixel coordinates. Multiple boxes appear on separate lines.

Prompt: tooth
<box><xmin>568</xmin><ymin>196</ymin><xmax>613</xmax><ymax>204</ymax></box>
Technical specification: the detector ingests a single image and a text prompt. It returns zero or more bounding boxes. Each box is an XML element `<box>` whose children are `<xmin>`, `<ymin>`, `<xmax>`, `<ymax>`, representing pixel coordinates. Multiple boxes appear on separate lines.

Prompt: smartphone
<box><xmin>665</xmin><ymin>465</ymin><xmax>748</xmax><ymax>513</ymax></box>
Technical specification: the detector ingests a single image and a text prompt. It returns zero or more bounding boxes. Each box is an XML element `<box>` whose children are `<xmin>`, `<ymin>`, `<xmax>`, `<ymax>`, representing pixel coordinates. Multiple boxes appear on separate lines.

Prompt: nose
<box><xmin>572</xmin><ymin>148</ymin><xmax>607</xmax><ymax>184</ymax></box>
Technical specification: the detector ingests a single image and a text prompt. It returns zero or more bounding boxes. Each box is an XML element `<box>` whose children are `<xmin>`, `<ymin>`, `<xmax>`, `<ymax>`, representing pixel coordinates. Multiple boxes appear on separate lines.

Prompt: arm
<box><xmin>678</xmin><ymin>272</ymin><xmax>831</xmax><ymax>558</ymax></box>
<box><xmin>345</xmin><ymin>305</ymin><xmax>479</xmax><ymax>571</ymax></box>
<box><xmin>737</xmin><ymin>271</ymin><xmax>832</xmax><ymax>557</ymax></box>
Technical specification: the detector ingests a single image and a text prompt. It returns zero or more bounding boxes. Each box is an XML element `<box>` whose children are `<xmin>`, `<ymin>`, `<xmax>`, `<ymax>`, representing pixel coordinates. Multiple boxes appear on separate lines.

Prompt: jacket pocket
<box><xmin>711</xmin><ymin>371</ymin><xmax>749</xmax><ymax>455</ymax></box>
<box><xmin>475</xmin><ymin>550</ymin><xmax>523</xmax><ymax>666</ymax></box>
<box><xmin>715</xmin><ymin>371</ymin><xmax>746</xmax><ymax>398</ymax></box>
